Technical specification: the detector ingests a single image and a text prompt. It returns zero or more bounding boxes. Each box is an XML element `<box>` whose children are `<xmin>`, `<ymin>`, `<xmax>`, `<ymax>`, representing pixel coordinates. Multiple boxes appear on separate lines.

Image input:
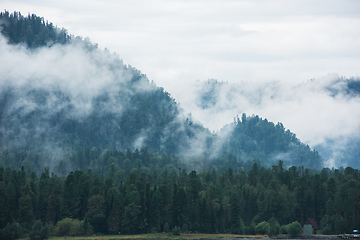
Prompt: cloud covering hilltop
<box><xmin>0</xmin><ymin>10</ymin><xmax>359</xmax><ymax>173</ymax></box>
<box><xmin>185</xmin><ymin>77</ymin><xmax>360</xmax><ymax>168</ymax></box>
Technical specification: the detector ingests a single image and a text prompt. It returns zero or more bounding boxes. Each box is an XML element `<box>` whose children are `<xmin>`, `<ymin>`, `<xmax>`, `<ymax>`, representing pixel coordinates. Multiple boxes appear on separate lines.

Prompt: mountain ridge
<box><xmin>0</xmin><ymin>10</ymin><xmax>350</xmax><ymax>174</ymax></box>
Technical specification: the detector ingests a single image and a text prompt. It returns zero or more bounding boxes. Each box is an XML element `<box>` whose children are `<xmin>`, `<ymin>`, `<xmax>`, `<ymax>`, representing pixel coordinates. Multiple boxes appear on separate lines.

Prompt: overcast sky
<box><xmin>3</xmin><ymin>1</ymin><xmax>360</xmax><ymax>158</ymax></box>
<box><xmin>4</xmin><ymin>1</ymin><xmax>360</xmax><ymax>85</ymax></box>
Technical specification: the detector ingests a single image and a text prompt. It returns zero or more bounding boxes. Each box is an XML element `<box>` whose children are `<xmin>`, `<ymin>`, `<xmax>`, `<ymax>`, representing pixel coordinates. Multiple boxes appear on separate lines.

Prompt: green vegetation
<box><xmin>0</xmin><ymin>160</ymin><xmax>359</xmax><ymax>239</ymax></box>
<box><xmin>171</xmin><ymin>226</ymin><xmax>182</xmax><ymax>236</ymax></box>
<box><xmin>53</xmin><ymin>218</ymin><xmax>91</xmax><ymax>236</ymax></box>
<box><xmin>221</xmin><ymin>113</ymin><xmax>322</xmax><ymax>168</ymax></box>
<box><xmin>0</xmin><ymin>11</ymin><xmax>323</xmax><ymax>172</ymax></box>
<box><xmin>255</xmin><ymin>221</ymin><xmax>270</xmax><ymax>235</ymax></box>
<box><xmin>0</xmin><ymin>11</ymin><xmax>359</xmax><ymax>240</ymax></box>
<box><xmin>285</xmin><ymin>221</ymin><xmax>302</xmax><ymax>238</ymax></box>
<box><xmin>0</xmin><ymin>11</ymin><xmax>70</xmax><ymax>48</ymax></box>
<box><xmin>29</xmin><ymin>220</ymin><xmax>49</xmax><ymax>240</ymax></box>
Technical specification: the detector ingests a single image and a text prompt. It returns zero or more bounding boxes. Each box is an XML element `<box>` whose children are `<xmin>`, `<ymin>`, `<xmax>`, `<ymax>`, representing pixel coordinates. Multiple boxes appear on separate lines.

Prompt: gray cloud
<box><xmin>0</xmin><ymin>34</ymin><xmax>160</xmax><ymax>166</ymax></box>
<box><xmin>192</xmin><ymin>75</ymin><xmax>360</xmax><ymax>141</ymax></box>
<box><xmin>179</xmin><ymin>75</ymin><xmax>360</xmax><ymax>168</ymax></box>
<box><xmin>1</xmin><ymin>1</ymin><xmax>360</xmax><ymax>169</ymax></box>
<box><xmin>0</xmin><ymin>33</ymin><xmax>216</xmax><ymax>171</ymax></box>
<box><xmin>0</xmin><ymin>35</ymin><xmax>145</xmax><ymax>119</ymax></box>
<box><xmin>4</xmin><ymin>0</ymin><xmax>359</xmax><ymax>88</ymax></box>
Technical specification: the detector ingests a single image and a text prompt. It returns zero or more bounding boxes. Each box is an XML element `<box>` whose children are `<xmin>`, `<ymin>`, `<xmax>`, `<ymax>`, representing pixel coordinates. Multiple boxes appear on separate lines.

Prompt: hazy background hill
<box><xmin>1</xmin><ymin>11</ymin><xmax>357</xmax><ymax>174</ymax></box>
<box><xmin>195</xmin><ymin>78</ymin><xmax>360</xmax><ymax>169</ymax></box>
<box><xmin>193</xmin><ymin>78</ymin><xmax>360</xmax><ymax>169</ymax></box>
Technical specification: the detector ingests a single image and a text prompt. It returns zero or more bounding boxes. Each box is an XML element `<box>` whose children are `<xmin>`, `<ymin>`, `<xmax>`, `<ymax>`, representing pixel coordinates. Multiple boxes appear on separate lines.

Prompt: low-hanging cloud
<box><xmin>0</xmin><ymin>35</ymin><xmax>152</xmax><ymax>118</ymax></box>
<box><xmin>1</xmin><ymin>28</ymin><xmax>359</xmax><ymax>170</ymax></box>
<box><xmin>177</xmin><ymin>74</ymin><xmax>360</xmax><ymax>168</ymax></box>
<box><xmin>0</xmin><ymin>34</ymin><xmax>160</xmax><ymax>171</ymax></box>
<box><xmin>0</xmin><ymin>33</ymin><xmax>221</xmax><ymax>172</ymax></box>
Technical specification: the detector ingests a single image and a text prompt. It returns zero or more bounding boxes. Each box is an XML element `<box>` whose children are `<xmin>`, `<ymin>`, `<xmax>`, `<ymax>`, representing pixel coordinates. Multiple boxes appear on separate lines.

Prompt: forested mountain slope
<box><xmin>218</xmin><ymin>114</ymin><xmax>322</xmax><ymax>169</ymax></box>
<box><xmin>0</xmin><ymin>11</ymin><xmax>211</xmax><ymax>153</ymax></box>
<box><xmin>0</xmin><ymin>11</ymin><xmax>323</xmax><ymax>173</ymax></box>
<box><xmin>195</xmin><ymin>77</ymin><xmax>360</xmax><ymax>169</ymax></box>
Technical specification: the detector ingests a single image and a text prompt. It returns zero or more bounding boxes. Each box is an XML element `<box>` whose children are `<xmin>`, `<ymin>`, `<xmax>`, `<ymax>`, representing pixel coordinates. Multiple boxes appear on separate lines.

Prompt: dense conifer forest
<box><xmin>0</xmin><ymin>11</ymin><xmax>359</xmax><ymax>239</ymax></box>
<box><xmin>0</xmin><ymin>157</ymin><xmax>359</xmax><ymax>239</ymax></box>
<box><xmin>0</xmin><ymin>11</ymin><xmax>70</xmax><ymax>47</ymax></box>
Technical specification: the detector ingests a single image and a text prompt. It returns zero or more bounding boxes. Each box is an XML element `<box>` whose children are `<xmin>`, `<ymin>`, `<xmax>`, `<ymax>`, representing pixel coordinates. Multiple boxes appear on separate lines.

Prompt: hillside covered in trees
<box><xmin>195</xmin><ymin>77</ymin><xmax>360</xmax><ymax>169</ymax></box>
<box><xmin>0</xmin><ymin>11</ymin><xmax>325</xmax><ymax>173</ymax></box>
<box><xmin>0</xmin><ymin>10</ymin><xmax>359</xmax><ymax>240</ymax></box>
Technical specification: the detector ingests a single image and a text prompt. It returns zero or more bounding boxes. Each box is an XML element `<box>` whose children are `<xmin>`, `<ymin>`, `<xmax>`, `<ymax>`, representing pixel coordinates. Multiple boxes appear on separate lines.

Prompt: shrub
<box><xmin>30</xmin><ymin>220</ymin><xmax>49</xmax><ymax>240</ymax></box>
<box><xmin>280</xmin><ymin>224</ymin><xmax>288</xmax><ymax>234</ymax></box>
<box><xmin>172</xmin><ymin>226</ymin><xmax>181</xmax><ymax>236</ymax></box>
<box><xmin>0</xmin><ymin>223</ymin><xmax>22</xmax><ymax>240</ymax></box>
<box><xmin>192</xmin><ymin>222</ymin><xmax>200</xmax><ymax>233</ymax></box>
<box><xmin>54</xmin><ymin>218</ymin><xmax>86</xmax><ymax>236</ymax></box>
<box><xmin>231</xmin><ymin>218</ymin><xmax>245</xmax><ymax>234</ymax></box>
<box><xmin>268</xmin><ymin>218</ymin><xmax>280</xmax><ymax>236</ymax></box>
<box><xmin>286</xmin><ymin>221</ymin><xmax>302</xmax><ymax>238</ymax></box>
<box><xmin>255</xmin><ymin>221</ymin><xmax>271</xmax><ymax>235</ymax></box>
<box><xmin>182</xmin><ymin>223</ymin><xmax>189</xmax><ymax>233</ymax></box>
<box><xmin>163</xmin><ymin>223</ymin><xmax>170</xmax><ymax>233</ymax></box>
<box><xmin>322</xmin><ymin>224</ymin><xmax>332</xmax><ymax>235</ymax></box>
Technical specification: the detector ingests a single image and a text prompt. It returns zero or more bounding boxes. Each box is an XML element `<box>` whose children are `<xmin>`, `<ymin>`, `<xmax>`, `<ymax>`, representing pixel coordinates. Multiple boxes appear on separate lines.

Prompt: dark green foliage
<box><xmin>107</xmin><ymin>188</ymin><xmax>123</xmax><ymax>234</ymax></box>
<box><xmin>163</xmin><ymin>222</ymin><xmax>170</xmax><ymax>233</ymax></box>
<box><xmin>0</xmin><ymin>222</ymin><xmax>22</xmax><ymax>240</ymax></box>
<box><xmin>29</xmin><ymin>220</ymin><xmax>49</xmax><ymax>240</ymax></box>
<box><xmin>54</xmin><ymin>218</ymin><xmax>85</xmax><ymax>236</ymax></box>
<box><xmin>0</xmin><ymin>11</ymin><xmax>70</xmax><ymax>48</ymax></box>
<box><xmin>171</xmin><ymin>226</ymin><xmax>181</xmax><ymax>235</ymax></box>
<box><xmin>0</xmin><ymin>11</ymin><xmax>360</xmax><ymax>238</ymax></box>
<box><xmin>0</xmin><ymin>164</ymin><xmax>359</xmax><ymax>237</ymax></box>
<box><xmin>255</xmin><ymin>221</ymin><xmax>270</xmax><ymax>235</ymax></box>
<box><xmin>221</xmin><ymin>115</ymin><xmax>323</xmax><ymax>168</ymax></box>
<box><xmin>86</xmin><ymin>194</ymin><xmax>106</xmax><ymax>233</ymax></box>
<box><xmin>229</xmin><ymin>192</ymin><xmax>243</xmax><ymax>234</ymax></box>
<box><xmin>0</xmin><ymin>11</ymin><xmax>329</xmax><ymax>174</ymax></box>
<box><xmin>182</xmin><ymin>223</ymin><xmax>189</xmax><ymax>233</ymax></box>
<box><xmin>0</xmin><ymin>11</ymin><xmax>209</xmax><ymax>167</ymax></box>
<box><xmin>268</xmin><ymin>218</ymin><xmax>281</xmax><ymax>236</ymax></box>
<box><xmin>149</xmin><ymin>187</ymin><xmax>163</xmax><ymax>232</ymax></box>
<box><xmin>286</xmin><ymin>221</ymin><xmax>302</xmax><ymax>238</ymax></box>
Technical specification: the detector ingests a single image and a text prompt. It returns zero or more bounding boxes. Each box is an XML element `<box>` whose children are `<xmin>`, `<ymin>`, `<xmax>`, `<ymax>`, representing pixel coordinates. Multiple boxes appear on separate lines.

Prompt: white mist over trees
<box><xmin>0</xmin><ymin>11</ymin><xmax>358</xmax><ymax>174</ymax></box>
<box><xmin>184</xmin><ymin>77</ymin><xmax>360</xmax><ymax>168</ymax></box>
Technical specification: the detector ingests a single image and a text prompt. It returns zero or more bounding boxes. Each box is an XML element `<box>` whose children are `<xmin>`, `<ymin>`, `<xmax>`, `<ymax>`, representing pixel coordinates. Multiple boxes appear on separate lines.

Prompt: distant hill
<box><xmin>218</xmin><ymin>114</ymin><xmax>322</xmax><ymax>169</ymax></box>
<box><xmin>0</xmin><ymin>11</ymin><xmax>325</xmax><ymax>173</ymax></box>
<box><xmin>315</xmin><ymin>77</ymin><xmax>360</xmax><ymax>168</ymax></box>
<box><xmin>194</xmin><ymin>76</ymin><xmax>360</xmax><ymax>169</ymax></box>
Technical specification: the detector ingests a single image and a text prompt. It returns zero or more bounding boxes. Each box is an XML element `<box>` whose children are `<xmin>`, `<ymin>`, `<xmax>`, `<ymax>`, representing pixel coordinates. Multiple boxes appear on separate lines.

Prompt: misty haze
<box><xmin>0</xmin><ymin>6</ymin><xmax>359</xmax><ymax>240</ymax></box>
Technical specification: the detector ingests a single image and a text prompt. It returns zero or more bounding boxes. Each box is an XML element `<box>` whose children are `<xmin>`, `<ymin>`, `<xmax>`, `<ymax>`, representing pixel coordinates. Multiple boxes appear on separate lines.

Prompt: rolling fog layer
<box><xmin>0</xmin><ymin>33</ymin><xmax>359</xmax><ymax>169</ymax></box>
<box><xmin>0</xmin><ymin>35</ymin><xmax>213</xmax><ymax>168</ymax></box>
<box><xmin>181</xmin><ymin>76</ymin><xmax>360</xmax><ymax>168</ymax></box>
